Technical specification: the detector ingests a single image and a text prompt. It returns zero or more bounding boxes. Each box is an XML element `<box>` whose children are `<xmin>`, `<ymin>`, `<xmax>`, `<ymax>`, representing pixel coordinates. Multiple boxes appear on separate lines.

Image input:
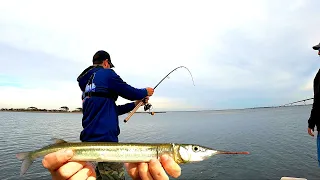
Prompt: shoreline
<box><xmin>0</xmin><ymin>110</ymin><xmax>82</xmax><ymax>113</ymax></box>
<box><xmin>0</xmin><ymin>110</ymin><xmax>167</xmax><ymax>114</ymax></box>
<box><xmin>0</xmin><ymin>104</ymin><xmax>311</xmax><ymax>114</ymax></box>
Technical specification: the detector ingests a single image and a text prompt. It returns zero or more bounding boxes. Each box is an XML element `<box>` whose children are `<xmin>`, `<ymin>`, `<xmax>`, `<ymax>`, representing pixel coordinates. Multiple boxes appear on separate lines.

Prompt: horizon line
<box><xmin>0</xmin><ymin>104</ymin><xmax>312</xmax><ymax>113</ymax></box>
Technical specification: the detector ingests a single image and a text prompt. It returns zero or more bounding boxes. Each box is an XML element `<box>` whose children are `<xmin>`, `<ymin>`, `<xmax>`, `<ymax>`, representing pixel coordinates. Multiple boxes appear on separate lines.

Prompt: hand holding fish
<box><xmin>41</xmin><ymin>148</ymin><xmax>181</xmax><ymax>180</ymax></box>
<box><xmin>125</xmin><ymin>154</ymin><xmax>181</xmax><ymax>180</ymax></box>
<box><xmin>17</xmin><ymin>139</ymin><xmax>250</xmax><ymax>179</ymax></box>
<box><xmin>42</xmin><ymin>149</ymin><xmax>96</xmax><ymax>180</ymax></box>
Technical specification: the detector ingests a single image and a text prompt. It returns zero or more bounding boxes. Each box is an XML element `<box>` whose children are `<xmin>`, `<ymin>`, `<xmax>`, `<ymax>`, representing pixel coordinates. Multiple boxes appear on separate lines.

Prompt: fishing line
<box><xmin>153</xmin><ymin>66</ymin><xmax>195</xmax><ymax>89</ymax></box>
<box><xmin>124</xmin><ymin>65</ymin><xmax>195</xmax><ymax>123</ymax></box>
<box><xmin>143</xmin><ymin>66</ymin><xmax>195</xmax><ymax>111</ymax></box>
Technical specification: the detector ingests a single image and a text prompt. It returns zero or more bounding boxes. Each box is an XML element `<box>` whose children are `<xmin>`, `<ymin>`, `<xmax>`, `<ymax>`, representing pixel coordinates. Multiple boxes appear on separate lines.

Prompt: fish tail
<box><xmin>16</xmin><ymin>151</ymin><xmax>34</xmax><ymax>176</ymax></box>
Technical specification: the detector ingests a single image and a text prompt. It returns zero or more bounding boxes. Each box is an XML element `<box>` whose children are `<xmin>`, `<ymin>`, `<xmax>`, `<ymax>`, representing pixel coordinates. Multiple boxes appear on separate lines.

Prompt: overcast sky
<box><xmin>0</xmin><ymin>0</ymin><xmax>319</xmax><ymax>111</ymax></box>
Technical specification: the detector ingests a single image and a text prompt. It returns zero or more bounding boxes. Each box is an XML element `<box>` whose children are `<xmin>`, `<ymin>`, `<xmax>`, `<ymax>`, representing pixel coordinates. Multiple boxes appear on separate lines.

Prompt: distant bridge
<box><xmin>280</xmin><ymin>97</ymin><xmax>314</xmax><ymax>107</ymax></box>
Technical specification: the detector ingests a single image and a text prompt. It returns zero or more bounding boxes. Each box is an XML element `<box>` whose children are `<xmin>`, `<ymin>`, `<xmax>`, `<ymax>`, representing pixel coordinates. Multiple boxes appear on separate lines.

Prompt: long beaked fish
<box><xmin>16</xmin><ymin>138</ymin><xmax>249</xmax><ymax>176</ymax></box>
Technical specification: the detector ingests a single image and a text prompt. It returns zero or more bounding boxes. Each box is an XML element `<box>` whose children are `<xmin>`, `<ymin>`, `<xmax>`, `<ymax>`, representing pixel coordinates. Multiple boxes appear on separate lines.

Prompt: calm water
<box><xmin>0</xmin><ymin>105</ymin><xmax>319</xmax><ymax>180</ymax></box>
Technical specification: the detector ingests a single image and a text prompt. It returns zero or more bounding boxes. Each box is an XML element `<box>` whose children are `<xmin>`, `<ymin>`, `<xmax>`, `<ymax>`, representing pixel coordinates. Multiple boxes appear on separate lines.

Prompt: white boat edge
<box><xmin>280</xmin><ymin>177</ymin><xmax>307</xmax><ymax>180</ymax></box>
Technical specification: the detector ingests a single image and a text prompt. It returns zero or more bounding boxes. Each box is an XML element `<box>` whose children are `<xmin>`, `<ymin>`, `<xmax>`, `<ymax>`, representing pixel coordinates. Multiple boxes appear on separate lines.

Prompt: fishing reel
<box><xmin>142</xmin><ymin>99</ymin><xmax>154</xmax><ymax>115</ymax></box>
<box><xmin>144</xmin><ymin>103</ymin><xmax>152</xmax><ymax>111</ymax></box>
<box><xmin>144</xmin><ymin>103</ymin><xmax>155</xmax><ymax>115</ymax></box>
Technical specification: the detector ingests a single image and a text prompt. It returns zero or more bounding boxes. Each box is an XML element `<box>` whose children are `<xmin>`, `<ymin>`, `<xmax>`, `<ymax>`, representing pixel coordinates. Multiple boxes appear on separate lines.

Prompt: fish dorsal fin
<box><xmin>51</xmin><ymin>138</ymin><xmax>68</xmax><ymax>144</ymax></box>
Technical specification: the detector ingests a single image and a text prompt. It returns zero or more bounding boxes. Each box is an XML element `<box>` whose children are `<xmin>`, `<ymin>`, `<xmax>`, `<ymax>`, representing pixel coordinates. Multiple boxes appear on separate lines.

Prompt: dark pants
<box><xmin>95</xmin><ymin>162</ymin><xmax>126</xmax><ymax>180</ymax></box>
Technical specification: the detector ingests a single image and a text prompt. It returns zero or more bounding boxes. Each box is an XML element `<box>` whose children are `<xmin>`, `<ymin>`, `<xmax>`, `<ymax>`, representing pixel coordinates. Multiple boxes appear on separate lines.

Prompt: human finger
<box><xmin>124</xmin><ymin>163</ymin><xmax>140</xmax><ymax>180</ymax></box>
<box><xmin>68</xmin><ymin>163</ymin><xmax>96</xmax><ymax>180</ymax></box>
<box><xmin>308</xmin><ymin>128</ymin><xmax>314</xmax><ymax>137</ymax></box>
<box><xmin>138</xmin><ymin>162</ymin><xmax>153</xmax><ymax>180</ymax></box>
<box><xmin>148</xmin><ymin>158</ymin><xmax>169</xmax><ymax>180</ymax></box>
<box><xmin>159</xmin><ymin>155</ymin><xmax>181</xmax><ymax>178</ymax></box>
<box><xmin>54</xmin><ymin>161</ymin><xmax>87</xmax><ymax>179</ymax></box>
<box><xmin>42</xmin><ymin>149</ymin><xmax>74</xmax><ymax>172</ymax></box>
<box><xmin>87</xmin><ymin>176</ymin><xmax>96</xmax><ymax>180</ymax></box>
<box><xmin>146</xmin><ymin>88</ymin><xmax>154</xmax><ymax>96</ymax></box>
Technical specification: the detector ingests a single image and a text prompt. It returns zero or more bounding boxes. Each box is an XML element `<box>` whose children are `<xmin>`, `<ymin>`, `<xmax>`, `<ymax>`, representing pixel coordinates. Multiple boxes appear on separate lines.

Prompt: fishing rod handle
<box><xmin>124</xmin><ymin>101</ymin><xmax>143</xmax><ymax>123</ymax></box>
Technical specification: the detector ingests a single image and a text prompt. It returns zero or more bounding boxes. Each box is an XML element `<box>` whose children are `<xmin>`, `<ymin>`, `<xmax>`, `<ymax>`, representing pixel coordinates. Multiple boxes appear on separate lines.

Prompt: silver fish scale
<box><xmin>71</xmin><ymin>145</ymin><xmax>169</xmax><ymax>162</ymax></box>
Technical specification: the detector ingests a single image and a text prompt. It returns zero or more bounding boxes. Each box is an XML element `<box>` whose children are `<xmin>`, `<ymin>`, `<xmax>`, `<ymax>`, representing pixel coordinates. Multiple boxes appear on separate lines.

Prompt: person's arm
<box><xmin>117</xmin><ymin>102</ymin><xmax>135</xmax><ymax>116</ymax></box>
<box><xmin>308</xmin><ymin>71</ymin><xmax>320</xmax><ymax>136</ymax></box>
<box><xmin>108</xmin><ymin>70</ymin><xmax>148</xmax><ymax>101</ymax></box>
<box><xmin>117</xmin><ymin>97</ymin><xmax>149</xmax><ymax>115</ymax></box>
<box><xmin>308</xmin><ymin>92</ymin><xmax>319</xmax><ymax>134</ymax></box>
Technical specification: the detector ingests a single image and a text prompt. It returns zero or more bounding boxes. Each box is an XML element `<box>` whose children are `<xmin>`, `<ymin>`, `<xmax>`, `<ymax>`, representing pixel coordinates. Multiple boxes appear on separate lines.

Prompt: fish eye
<box><xmin>192</xmin><ymin>146</ymin><xmax>199</xmax><ymax>152</ymax></box>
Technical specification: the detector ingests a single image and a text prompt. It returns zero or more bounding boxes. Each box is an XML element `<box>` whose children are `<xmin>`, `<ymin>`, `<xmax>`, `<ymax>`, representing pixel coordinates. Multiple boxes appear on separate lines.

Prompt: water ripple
<box><xmin>1</xmin><ymin>106</ymin><xmax>319</xmax><ymax>180</ymax></box>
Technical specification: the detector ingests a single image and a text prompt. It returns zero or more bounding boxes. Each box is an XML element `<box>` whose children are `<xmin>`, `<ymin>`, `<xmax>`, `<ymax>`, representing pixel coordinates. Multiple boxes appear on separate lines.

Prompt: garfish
<box><xmin>16</xmin><ymin>138</ymin><xmax>249</xmax><ymax>176</ymax></box>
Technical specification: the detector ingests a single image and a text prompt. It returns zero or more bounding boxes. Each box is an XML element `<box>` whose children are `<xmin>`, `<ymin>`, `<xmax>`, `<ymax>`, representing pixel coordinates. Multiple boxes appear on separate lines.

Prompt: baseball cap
<box><xmin>312</xmin><ymin>43</ymin><xmax>320</xmax><ymax>50</ymax></box>
<box><xmin>92</xmin><ymin>50</ymin><xmax>114</xmax><ymax>68</ymax></box>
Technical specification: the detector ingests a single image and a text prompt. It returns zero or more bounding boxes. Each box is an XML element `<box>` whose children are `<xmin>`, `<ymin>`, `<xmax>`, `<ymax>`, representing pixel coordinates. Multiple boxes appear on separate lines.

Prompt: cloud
<box><xmin>300</xmin><ymin>69</ymin><xmax>318</xmax><ymax>91</ymax></box>
<box><xmin>0</xmin><ymin>75</ymin><xmax>23</xmax><ymax>88</ymax></box>
<box><xmin>0</xmin><ymin>82</ymin><xmax>81</xmax><ymax>109</ymax></box>
<box><xmin>0</xmin><ymin>0</ymin><xmax>319</xmax><ymax>110</ymax></box>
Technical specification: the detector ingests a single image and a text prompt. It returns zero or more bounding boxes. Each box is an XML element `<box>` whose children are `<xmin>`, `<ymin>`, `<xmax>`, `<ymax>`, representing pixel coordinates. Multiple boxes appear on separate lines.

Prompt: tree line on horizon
<box><xmin>0</xmin><ymin>106</ymin><xmax>83</xmax><ymax>112</ymax></box>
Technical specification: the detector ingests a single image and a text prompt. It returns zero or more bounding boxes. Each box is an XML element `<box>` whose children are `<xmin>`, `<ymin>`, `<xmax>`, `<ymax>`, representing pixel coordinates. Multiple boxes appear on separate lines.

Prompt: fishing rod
<box><xmin>124</xmin><ymin>66</ymin><xmax>195</xmax><ymax>123</ymax></box>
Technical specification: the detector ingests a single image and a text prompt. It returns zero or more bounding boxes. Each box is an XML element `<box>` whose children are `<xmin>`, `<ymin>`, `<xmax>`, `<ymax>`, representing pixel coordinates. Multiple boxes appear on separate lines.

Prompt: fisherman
<box><xmin>76</xmin><ymin>50</ymin><xmax>154</xmax><ymax>179</ymax></box>
<box><xmin>307</xmin><ymin>42</ymin><xmax>320</xmax><ymax>166</ymax></box>
<box><xmin>40</xmin><ymin>50</ymin><xmax>182</xmax><ymax>179</ymax></box>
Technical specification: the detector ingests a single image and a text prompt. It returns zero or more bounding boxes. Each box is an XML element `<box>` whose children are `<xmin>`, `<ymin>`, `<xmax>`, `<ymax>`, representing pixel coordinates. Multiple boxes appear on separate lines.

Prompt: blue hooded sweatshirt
<box><xmin>77</xmin><ymin>66</ymin><xmax>148</xmax><ymax>142</ymax></box>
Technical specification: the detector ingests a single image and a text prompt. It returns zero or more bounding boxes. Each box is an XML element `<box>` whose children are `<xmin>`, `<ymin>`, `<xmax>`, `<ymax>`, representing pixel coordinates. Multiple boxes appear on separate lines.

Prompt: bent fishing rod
<box><xmin>124</xmin><ymin>66</ymin><xmax>195</xmax><ymax>123</ymax></box>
